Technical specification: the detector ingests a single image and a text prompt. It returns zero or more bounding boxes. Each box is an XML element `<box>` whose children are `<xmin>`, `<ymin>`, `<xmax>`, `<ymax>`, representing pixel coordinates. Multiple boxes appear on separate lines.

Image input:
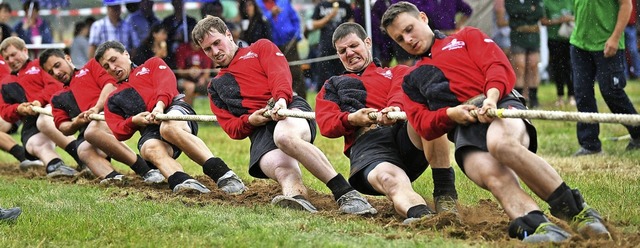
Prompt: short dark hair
<box><xmin>95</xmin><ymin>40</ymin><xmax>126</xmax><ymax>62</ymax></box>
<box><xmin>380</xmin><ymin>1</ymin><xmax>421</xmax><ymax>34</ymax></box>
<box><xmin>0</xmin><ymin>3</ymin><xmax>11</xmax><ymax>12</ymax></box>
<box><xmin>192</xmin><ymin>15</ymin><xmax>229</xmax><ymax>47</ymax></box>
<box><xmin>332</xmin><ymin>23</ymin><xmax>368</xmax><ymax>49</ymax></box>
<box><xmin>22</xmin><ymin>0</ymin><xmax>40</xmax><ymax>12</ymax></box>
<box><xmin>38</xmin><ymin>49</ymin><xmax>66</xmax><ymax>68</ymax></box>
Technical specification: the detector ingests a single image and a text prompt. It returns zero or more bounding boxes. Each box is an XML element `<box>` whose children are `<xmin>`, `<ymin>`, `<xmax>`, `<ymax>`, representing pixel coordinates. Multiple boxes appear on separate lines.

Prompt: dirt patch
<box><xmin>1</xmin><ymin>162</ymin><xmax>638</xmax><ymax>247</ymax></box>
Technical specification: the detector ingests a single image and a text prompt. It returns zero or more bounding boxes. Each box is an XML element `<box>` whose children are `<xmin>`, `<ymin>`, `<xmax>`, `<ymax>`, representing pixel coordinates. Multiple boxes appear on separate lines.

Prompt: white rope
<box><xmin>470</xmin><ymin>109</ymin><xmax>640</xmax><ymax>126</ymax></box>
<box><xmin>367</xmin><ymin>112</ymin><xmax>407</xmax><ymax>120</ymax></box>
<box><xmin>154</xmin><ymin>113</ymin><xmax>217</xmax><ymax>122</ymax></box>
<box><xmin>263</xmin><ymin>109</ymin><xmax>316</xmax><ymax>119</ymax></box>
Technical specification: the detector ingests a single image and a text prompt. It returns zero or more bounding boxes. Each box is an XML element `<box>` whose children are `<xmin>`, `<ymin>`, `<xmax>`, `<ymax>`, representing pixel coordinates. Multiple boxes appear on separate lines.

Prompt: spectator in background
<box><xmin>175</xmin><ymin>36</ymin><xmax>214</xmax><ymax>105</ymax></box>
<box><xmin>221</xmin><ymin>0</ymin><xmax>241</xmax><ymax>24</ymax></box>
<box><xmin>465</xmin><ymin>0</ymin><xmax>496</xmax><ymax>36</ymax></box>
<box><xmin>506</xmin><ymin>0</ymin><xmax>544</xmax><ymax>108</ymax></box>
<box><xmin>0</xmin><ymin>3</ymin><xmax>13</xmax><ymax>28</ymax></box>
<box><xmin>256</xmin><ymin>0</ymin><xmax>307</xmax><ymax>99</ymax></box>
<box><xmin>88</xmin><ymin>4</ymin><xmax>140</xmax><ymax>59</ymax></box>
<box><xmin>493</xmin><ymin>0</ymin><xmax>511</xmax><ymax>56</ymax></box>
<box><xmin>371</xmin><ymin>0</ymin><xmax>415</xmax><ymax>67</ymax></box>
<box><xmin>70</xmin><ymin>21</ymin><xmax>90</xmax><ymax>68</ymax></box>
<box><xmin>311</xmin><ymin>0</ymin><xmax>353</xmax><ymax>92</ymax></box>
<box><xmin>133</xmin><ymin>24</ymin><xmax>168</xmax><ymax>66</ymax></box>
<box><xmin>161</xmin><ymin>0</ymin><xmax>198</xmax><ymax>69</ymax></box>
<box><xmin>541</xmin><ymin>0</ymin><xmax>575</xmax><ymax>107</ymax></box>
<box><xmin>239</xmin><ymin>0</ymin><xmax>272</xmax><ymax>45</ymax></box>
<box><xmin>14</xmin><ymin>0</ymin><xmax>53</xmax><ymax>45</ymax></box>
<box><xmin>625</xmin><ymin>0</ymin><xmax>640</xmax><ymax>79</ymax></box>
<box><xmin>424</xmin><ymin>0</ymin><xmax>473</xmax><ymax>35</ymax></box>
<box><xmin>125</xmin><ymin>0</ymin><xmax>160</xmax><ymax>45</ymax></box>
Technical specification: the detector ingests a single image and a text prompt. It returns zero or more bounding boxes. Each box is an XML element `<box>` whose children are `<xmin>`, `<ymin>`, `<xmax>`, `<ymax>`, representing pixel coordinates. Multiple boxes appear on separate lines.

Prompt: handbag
<box><xmin>558</xmin><ymin>21</ymin><xmax>575</xmax><ymax>38</ymax></box>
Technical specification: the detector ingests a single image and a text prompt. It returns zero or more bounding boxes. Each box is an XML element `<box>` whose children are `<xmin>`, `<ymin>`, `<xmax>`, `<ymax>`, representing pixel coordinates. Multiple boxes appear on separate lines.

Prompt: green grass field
<box><xmin>0</xmin><ymin>81</ymin><xmax>638</xmax><ymax>247</ymax></box>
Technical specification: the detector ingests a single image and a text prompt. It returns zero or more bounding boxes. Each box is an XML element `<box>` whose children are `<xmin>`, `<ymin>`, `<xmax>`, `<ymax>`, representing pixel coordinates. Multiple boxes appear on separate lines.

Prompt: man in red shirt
<box><xmin>381</xmin><ymin>1</ymin><xmax>609</xmax><ymax>242</ymax></box>
<box><xmin>315</xmin><ymin>22</ymin><xmax>457</xmax><ymax>223</ymax></box>
<box><xmin>175</xmin><ymin>39</ymin><xmax>215</xmax><ymax>105</ymax></box>
<box><xmin>192</xmin><ymin>16</ymin><xmax>376</xmax><ymax>214</ymax></box>
<box><xmin>39</xmin><ymin>49</ymin><xmax>165</xmax><ymax>184</ymax></box>
<box><xmin>95</xmin><ymin>40</ymin><xmax>245</xmax><ymax>194</ymax></box>
<box><xmin>0</xmin><ymin>37</ymin><xmax>80</xmax><ymax>178</ymax></box>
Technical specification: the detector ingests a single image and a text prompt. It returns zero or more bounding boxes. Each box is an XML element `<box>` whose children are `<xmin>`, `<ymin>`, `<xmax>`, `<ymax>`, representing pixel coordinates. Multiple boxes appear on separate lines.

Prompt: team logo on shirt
<box><xmin>378</xmin><ymin>69</ymin><xmax>393</xmax><ymax>79</ymax></box>
<box><xmin>276</xmin><ymin>52</ymin><xmax>284</xmax><ymax>57</ymax></box>
<box><xmin>136</xmin><ymin>67</ymin><xmax>150</xmax><ymax>76</ymax></box>
<box><xmin>159</xmin><ymin>65</ymin><xmax>167</xmax><ymax>69</ymax></box>
<box><xmin>442</xmin><ymin>39</ymin><xmax>465</xmax><ymax>51</ymax></box>
<box><xmin>25</xmin><ymin>66</ymin><xmax>40</xmax><ymax>75</ymax></box>
<box><xmin>75</xmin><ymin>68</ymin><xmax>88</xmax><ymax>78</ymax></box>
<box><xmin>240</xmin><ymin>51</ymin><xmax>258</xmax><ymax>60</ymax></box>
<box><xmin>484</xmin><ymin>38</ymin><xmax>495</xmax><ymax>43</ymax></box>
<box><xmin>0</xmin><ymin>60</ymin><xmax>5</xmax><ymax>65</ymax></box>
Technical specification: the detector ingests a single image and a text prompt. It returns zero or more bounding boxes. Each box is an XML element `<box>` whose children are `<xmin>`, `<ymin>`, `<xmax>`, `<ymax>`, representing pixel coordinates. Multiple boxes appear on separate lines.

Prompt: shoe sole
<box><xmin>46</xmin><ymin>172</ymin><xmax>77</xmax><ymax>178</ymax></box>
<box><xmin>173</xmin><ymin>186</ymin><xmax>211</xmax><ymax>194</ymax></box>
<box><xmin>344</xmin><ymin>207</ymin><xmax>378</xmax><ymax>215</ymax></box>
<box><xmin>272</xmin><ymin>197</ymin><xmax>317</xmax><ymax>213</ymax></box>
<box><xmin>220</xmin><ymin>187</ymin><xmax>246</xmax><ymax>195</ymax></box>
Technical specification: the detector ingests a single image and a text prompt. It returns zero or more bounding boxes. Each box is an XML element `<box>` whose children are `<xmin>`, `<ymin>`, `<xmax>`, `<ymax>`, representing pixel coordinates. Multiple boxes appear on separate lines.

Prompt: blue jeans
<box><xmin>624</xmin><ymin>25</ymin><xmax>640</xmax><ymax>77</ymax></box>
<box><xmin>570</xmin><ymin>46</ymin><xmax>640</xmax><ymax>151</ymax></box>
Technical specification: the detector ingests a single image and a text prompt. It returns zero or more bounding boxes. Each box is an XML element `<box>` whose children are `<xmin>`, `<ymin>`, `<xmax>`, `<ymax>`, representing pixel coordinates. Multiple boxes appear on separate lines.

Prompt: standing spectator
<box><xmin>132</xmin><ymin>24</ymin><xmax>168</xmax><ymax>66</ymax></box>
<box><xmin>571</xmin><ymin>0</ymin><xmax>640</xmax><ymax>155</ymax></box>
<box><xmin>542</xmin><ymin>0</ymin><xmax>575</xmax><ymax>107</ymax></box>
<box><xmin>311</xmin><ymin>0</ymin><xmax>353</xmax><ymax>92</ymax></box>
<box><xmin>506</xmin><ymin>0</ymin><xmax>544</xmax><ymax>108</ymax></box>
<box><xmin>0</xmin><ymin>3</ymin><xmax>13</xmax><ymax>28</ymax></box>
<box><xmin>161</xmin><ymin>0</ymin><xmax>198</xmax><ymax>69</ymax></box>
<box><xmin>175</xmin><ymin>37</ymin><xmax>215</xmax><ymax>105</ymax></box>
<box><xmin>13</xmin><ymin>0</ymin><xmax>53</xmax><ymax>45</ymax></box>
<box><xmin>625</xmin><ymin>0</ymin><xmax>640</xmax><ymax>78</ymax></box>
<box><xmin>125</xmin><ymin>0</ymin><xmax>160</xmax><ymax>45</ymax></box>
<box><xmin>466</xmin><ymin>0</ymin><xmax>496</xmax><ymax>36</ymax></box>
<box><xmin>239</xmin><ymin>0</ymin><xmax>272</xmax><ymax>45</ymax></box>
<box><xmin>70</xmin><ymin>21</ymin><xmax>90</xmax><ymax>68</ymax></box>
<box><xmin>256</xmin><ymin>0</ymin><xmax>307</xmax><ymax>99</ymax></box>
<box><xmin>424</xmin><ymin>0</ymin><xmax>473</xmax><ymax>35</ymax></box>
<box><xmin>88</xmin><ymin>4</ymin><xmax>140</xmax><ymax>59</ymax></box>
<box><xmin>493</xmin><ymin>0</ymin><xmax>512</xmax><ymax>56</ymax></box>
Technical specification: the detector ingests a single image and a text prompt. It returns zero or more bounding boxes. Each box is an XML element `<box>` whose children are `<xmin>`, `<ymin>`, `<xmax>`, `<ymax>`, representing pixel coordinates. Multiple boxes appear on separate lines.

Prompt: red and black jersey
<box><xmin>403</xmin><ymin>28</ymin><xmax>516</xmax><ymax>140</ymax></box>
<box><xmin>0</xmin><ymin>55</ymin><xmax>16</xmax><ymax>84</ymax></box>
<box><xmin>315</xmin><ymin>62</ymin><xmax>408</xmax><ymax>155</ymax></box>
<box><xmin>104</xmin><ymin>57</ymin><xmax>179</xmax><ymax>141</ymax></box>
<box><xmin>50</xmin><ymin>59</ymin><xmax>116</xmax><ymax>129</ymax></box>
<box><xmin>209</xmin><ymin>39</ymin><xmax>294</xmax><ymax>140</ymax></box>
<box><xmin>0</xmin><ymin>59</ymin><xmax>63</xmax><ymax>123</ymax></box>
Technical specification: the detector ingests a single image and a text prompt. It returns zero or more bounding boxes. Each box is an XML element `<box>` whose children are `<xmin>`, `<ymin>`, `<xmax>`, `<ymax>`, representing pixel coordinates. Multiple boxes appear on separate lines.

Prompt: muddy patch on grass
<box><xmin>1</xmin><ymin>162</ymin><xmax>638</xmax><ymax>247</ymax></box>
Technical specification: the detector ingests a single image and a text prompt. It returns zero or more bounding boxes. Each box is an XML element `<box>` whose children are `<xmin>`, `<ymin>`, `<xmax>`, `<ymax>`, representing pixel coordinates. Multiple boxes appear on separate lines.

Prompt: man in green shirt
<box><xmin>570</xmin><ymin>0</ymin><xmax>640</xmax><ymax>156</ymax></box>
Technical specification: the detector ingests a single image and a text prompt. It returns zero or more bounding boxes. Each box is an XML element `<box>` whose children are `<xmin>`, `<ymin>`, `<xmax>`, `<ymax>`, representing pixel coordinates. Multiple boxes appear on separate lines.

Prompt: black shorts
<box><xmin>449</xmin><ymin>94</ymin><xmax>537</xmax><ymax>173</ymax></box>
<box><xmin>21</xmin><ymin>115</ymin><xmax>40</xmax><ymax>161</ymax></box>
<box><xmin>349</xmin><ymin>121</ymin><xmax>428</xmax><ymax>196</ymax></box>
<box><xmin>137</xmin><ymin>99</ymin><xmax>199</xmax><ymax>159</ymax></box>
<box><xmin>248</xmin><ymin>96</ymin><xmax>316</xmax><ymax>178</ymax></box>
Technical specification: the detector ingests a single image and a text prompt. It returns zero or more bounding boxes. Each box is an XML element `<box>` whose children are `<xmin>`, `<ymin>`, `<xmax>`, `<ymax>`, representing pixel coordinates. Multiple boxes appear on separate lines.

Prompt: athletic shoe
<box><xmin>19</xmin><ymin>159</ymin><xmax>44</xmax><ymax>170</ymax></box>
<box><xmin>402</xmin><ymin>212</ymin><xmax>436</xmax><ymax>225</ymax></box>
<box><xmin>522</xmin><ymin>222</ymin><xmax>571</xmax><ymax>243</ymax></box>
<box><xmin>0</xmin><ymin>207</ymin><xmax>22</xmax><ymax>221</ymax></box>
<box><xmin>173</xmin><ymin>179</ymin><xmax>211</xmax><ymax>194</ymax></box>
<box><xmin>216</xmin><ymin>171</ymin><xmax>245</xmax><ymax>195</ymax></box>
<box><xmin>46</xmin><ymin>161</ymin><xmax>77</xmax><ymax>178</ymax></box>
<box><xmin>434</xmin><ymin>195</ymin><xmax>458</xmax><ymax>214</ymax></box>
<box><xmin>626</xmin><ymin>138</ymin><xmax>640</xmax><ymax>151</ymax></box>
<box><xmin>76</xmin><ymin>162</ymin><xmax>88</xmax><ymax>172</ymax></box>
<box><xmin>573</xmin><ymin>147</ymin><xmax>603</xmax><ymax>157</ymax></box>
<box><xmin>571</xmin><ymin>205</ymin><xmax>611</xmax><ymax>239</ymax></box>
<box><xmin>99</xmin><ymin>174</ymin><xmax>125</xmax><ymax>185</ymax></box>
<box><xmin>336</xmin><ymin>190</ymin><xmax>377</xmax><ymax>215</ymax></box>
<box><xmin>142</xmin><ymin>169</ymin><xmax>165</xmax><ymax>184</ymax></box>
<box><xmin>271</xmin><ymin>195</ymin><xmax>318</xmax><ymax>213</ymax></box>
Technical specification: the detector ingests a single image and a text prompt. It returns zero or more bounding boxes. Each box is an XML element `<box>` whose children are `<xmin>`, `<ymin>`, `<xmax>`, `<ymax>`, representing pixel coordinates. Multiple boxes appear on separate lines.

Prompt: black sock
<box><xmin>529</xmin><ymin>88</ymin><xmax>539</xmax><ymax>107</ymax></box>
<box><xmin>64</xmin><ymin>140</ymin><xmax>83</xmax><ymax>165</ymax></box>
<box><xmin>514</xmin><ymin>87</ymin><xmax>524</xmax><ymax>95</ymax></box>
<box><xmin>508</xmin><ymin>210</ymin><xmax>550</xmax><ymax>240</ymax></box>
<box><xmin>129</xmin><ymin>155</ymin><xmax>152</xmax><ymax>176</ymax></box>
<box><xmin>104</xmin><ymin>170</ymin><xmax>121</xmax><ymax>179</ymax></box>
<box><xmin>406</xmin><ymin>204</ymin><xmax>435</xmax><ymax>218</ymax></box>
<box><xmin>202</xmin><ymin>157</ymin><xmax>231</xmax><ymax>182</ymax></box>
<box><xmin>167</xmin><ymin>171</ymin><xmax>193</xmax><ymax>190</ymax></box>
<box><xmin>326</xmin><ymin>174</ymin><xmax>354</xmax><ymax>201</ymax></box>
<box><xmin>8</xmin><ymin>144</ymin><xmax>27</xmax><ymax>162</ymax></box>
<box><xmin>546</xmin><ymin>182</ymin><xmax>582</xmax><ymax>221</ymax></box>
<box><xmin>432</xmin><ymin>168</ymin><xmax>457</xmax><ymax>198</ymax></box>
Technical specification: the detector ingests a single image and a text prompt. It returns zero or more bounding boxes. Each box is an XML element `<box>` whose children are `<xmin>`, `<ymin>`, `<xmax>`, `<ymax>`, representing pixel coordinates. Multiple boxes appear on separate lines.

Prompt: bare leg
<box><xmin>36</xmin><ymin>106</ymin><xmax>75</xmax><ymax>149</ymax></box>
<box><xmin>84</xmin><ymin>121</ymin><xmax>138</xmax><ymax>165</ymax></box>
<box><xmin>24</xmin><ymin>133</ymin><xmax>59</xmax><ymax>165</ymax></box>
<box><xmin>512</xmin><ymin>53</ymin><xmax>527</xmax><ymax>92</ymax></box>
<box><xmin>525</xmin><ymin>52</ymin><xmax>540</xmax><ymax>90</ymax></box>
<box><xmin>367</xmin><ymin>162</ymin><xmax>426</xmax><ymax>217</ymax></box>
<box><xmin>139</xmin><ymin>139</ymin><xmax>183</xmax><ymax>178</ymax></box>
<box><xmin>159</xmin><ymin>109</ymin><xmax>213</xmax><ymax>165</ymax></box>
<box><xmin>259</xmin><ymin>149</ymin><xmax>307</xmax><ymax>197</ymax></box>
<box><xmin>77</xmin><ymin>140</ymin><xmax>114</xmax><ymax>178</ymax></box>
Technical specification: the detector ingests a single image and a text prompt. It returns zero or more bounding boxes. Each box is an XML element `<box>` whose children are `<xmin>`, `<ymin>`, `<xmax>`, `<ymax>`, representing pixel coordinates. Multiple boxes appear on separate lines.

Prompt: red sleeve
<box><xmin>464</xmin><ymin>28</ymin><xmax>515</xmax><ymax>99</ymax></box>
<box><xmin>104</xmin><ymin>90</ymin><xmax>138</xmax><ymax>141</ymax></box>
<box><xmin>149</xmin><ymin>58</ymin><xmax>178</xmax><ymax>106</ymax></box>
<box><xmin>50</xmin><ymin>92</ymin><xmax>72</xmax><ymax>129</ymax></box>
<box><xmin>403</xmin><ymin>91</ymin><xmax>456</xmax><ymax>141</ymax></box>
<box><xmin>36</xmin><ymin>70</ymin><xmax>63</xmax><ymax>105</ymax></box>
<box><xmin>88</xmin><ymin>59</ymin><xmax>116</xmax><ymax>89</ymax></box>
<box><xmin>208</xmin><ymin>86</ymin><xmax>255</xmax><ymax>140</ymax></box>
<box><xmin>256</xmin><ymin>40</ymin><xmax>293</xmax><ymax>103</ymax></box>
<box><xmin>388</xmin><ymin>65</ymin><xmax>409</xmax><ymax>109</ymax></box>
<box><xmin>0</xmin><ymin>92</ymin><xmax>19</xmax><ymax>123</ymax></box>
<box><xmin>315</xmin><ymin>83</ymin><xmax>356</xmax><ymax>140</ymax></box>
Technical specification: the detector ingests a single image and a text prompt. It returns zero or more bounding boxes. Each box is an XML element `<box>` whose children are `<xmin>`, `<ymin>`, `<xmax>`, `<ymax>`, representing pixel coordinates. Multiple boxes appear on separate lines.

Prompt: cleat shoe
<box><xmin>142</xmin><ymin>169</ymin><xmax>165</xmax><ymax>184</ymax></box>
<box><xmin>76</xmin><ymin>162</ymin><xmax>88</xmax><ymax>172</ymax></box>
<box><xmin>435</xmin><ymin>195</ymin><xmax>458</xmax><ymax>214</ymax></box>
<box><xmin>271</xmin><ymin>195</ymin><xmax>318</xmax><ymax>213</ymax></box>
<box><xmin>573</xmin><ymin>147</ymin><xmax>603</xmax><ymax>157</ymax></box>
<box><xmin>46</xmin><ymin>161</ymin><xmax>77</xmax><ymax>178</ymax></box>
<box><xmin>19</xmin><ymin>159</ymin><xmax>44</xmax><ymax>171</ymax></box>
<box><xmin>216</xmin><ymin>171</ymin><xmax>246</xmax><ymax>195</ymax></box>
<box><xmin>626</xmin><ymin>138</ymin><xmax>640</xmax><ymax>151</ymax></box>
<box><xmin>0</xmin><ymin>207</ymin><xmax>22</xmax><ymax>221</ymax></box>
<box><xmin>336</xmin><ymin>190</ymin><xmax>377</xmax><ymax>215</ymax></box>
<box><xmin>571</xmin><ymin>205</ymin><xmax>611</xmax><ymax>239</ymax></box>
<box><xmin>402</xmin><ymin>213</ymin><xmax>436</xmax><ymax>225</ymax></box>
<box><xmin>522</xmin><ymin>222</ymin><xmax>571</xmax><ymax>243</ymax></box>
<box><xmin>173</xmin><ymin>179</ymin><xmax>211</xmax><ymax>194</ymax></box>
<box><xmin>99</xmin><ymin>174</ymin><xmax>125</xmax><ymax>185</ymax></box>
